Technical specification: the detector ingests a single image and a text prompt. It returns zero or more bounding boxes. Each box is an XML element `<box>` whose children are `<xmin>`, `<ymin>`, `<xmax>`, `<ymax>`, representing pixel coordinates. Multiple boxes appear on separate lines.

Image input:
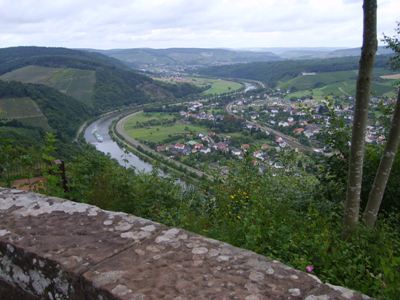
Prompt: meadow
<box><xmin>123</xmin><ymin>112</ymin><xmax>206</xmax><ymax>143</ymax></box>
<box><xmin>154</xmin><ymin>76</ymin><xmax>243</xmax><ymax>95</ymax></box>
<box><xmin>124</xmin><ymin>111</ymin><xmax>176</xmax><ymax>125</ymax></box>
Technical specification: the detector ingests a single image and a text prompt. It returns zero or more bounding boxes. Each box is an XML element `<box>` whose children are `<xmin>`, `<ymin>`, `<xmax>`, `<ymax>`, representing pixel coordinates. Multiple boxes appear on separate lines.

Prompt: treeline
<box><xmin>0</xmin><ymin>46</ymin><xmax>127</xmax><ymax>75</ymax></box>
<box><xmin>198</xmin><ymin>55</ymin><xmax>391</xmax><ymax>86</ymax></box>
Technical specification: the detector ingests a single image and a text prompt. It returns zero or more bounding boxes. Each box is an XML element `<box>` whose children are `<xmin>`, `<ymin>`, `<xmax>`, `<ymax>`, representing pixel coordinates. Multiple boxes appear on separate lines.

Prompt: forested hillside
<box><xmin>0</xmin><ymin>80</ymin><xmax>89</xmax><ymax>150</ymax></box>
<box><xmin>0</xmin><ymin>47</ymin><xmax>204</xmax><ymax>154</ymax></box>
<box><xmin>0</xmin><ymin>47</ymin><xmax>202</xmax><ymax>112</ymax></box>
<box><xmin>90</xmin><ymin>48</ymin><xmax>281</xmax><ymax>71</ymax></box>
<box><xmin>198</xmin><ymin>55</ymin><xmax>392</xmax><ymax>86</ymax></box>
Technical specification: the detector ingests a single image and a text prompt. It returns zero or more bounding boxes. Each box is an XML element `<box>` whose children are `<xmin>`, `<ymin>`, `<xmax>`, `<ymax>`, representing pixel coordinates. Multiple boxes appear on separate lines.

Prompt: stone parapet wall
<box><xmin>0</xmin><ymin>188</ymin><xmax>371</xmax><ymax>299</ymax></box>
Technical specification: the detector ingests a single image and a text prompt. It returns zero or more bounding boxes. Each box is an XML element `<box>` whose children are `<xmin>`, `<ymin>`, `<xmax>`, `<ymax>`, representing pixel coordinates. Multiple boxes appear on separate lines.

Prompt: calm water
<box><xmin>244</xmin><ymin>82</ymin><xmax>257</xmax><ymax>92</ymax></box>
<box><xmin>84</xmin><ymin>112</ymin><xmax>153</xmax><ymax>173</ymax></box>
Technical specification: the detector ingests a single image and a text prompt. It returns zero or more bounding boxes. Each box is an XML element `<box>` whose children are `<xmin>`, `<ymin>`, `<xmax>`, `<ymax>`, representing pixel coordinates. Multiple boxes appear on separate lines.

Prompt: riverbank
<box><xmin>113</xmin><ymin>111</ymin><xmax>212</xmax><ymax>182</ymax></box>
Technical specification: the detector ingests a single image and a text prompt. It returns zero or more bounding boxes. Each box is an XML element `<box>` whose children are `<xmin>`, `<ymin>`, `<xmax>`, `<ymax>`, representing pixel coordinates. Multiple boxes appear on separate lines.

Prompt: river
<box><xmin>244</xmin><ymin>82</ymin><xmax>258</xmax><ymax>92</ymax></box>
<box><xmin>84</xmin><ymin>80</ymin><xmax>257</xmax><ymax>173</ymax></box>
<box><xmin>84</xmin><ymin>112</ymin><xmax>153</xmax><ymax>172</ymax></box>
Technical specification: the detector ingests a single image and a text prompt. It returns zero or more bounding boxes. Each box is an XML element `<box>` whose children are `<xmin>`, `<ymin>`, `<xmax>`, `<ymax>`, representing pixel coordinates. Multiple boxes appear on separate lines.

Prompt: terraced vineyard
<box><xmin>0</xmin><ymin>65</ymin><xmax>96</xmax><ymax>105</ymax></box>
<box><xmin>0</xmin><ymin>97</ymin><xmax>50</xmax><ymax>130</ymax></box>
<box><xmin>279</xmin><ymin>68</ymin><xmax>397</xmax><ymax>99</ymax></box>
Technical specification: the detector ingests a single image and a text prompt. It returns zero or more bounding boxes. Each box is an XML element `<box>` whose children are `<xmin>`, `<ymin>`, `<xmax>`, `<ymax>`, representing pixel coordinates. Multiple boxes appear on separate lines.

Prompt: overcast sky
<box><xmin>0</xmin><ymin>0</ymin><xmax>398</xmax><ymax>49</ymax></box>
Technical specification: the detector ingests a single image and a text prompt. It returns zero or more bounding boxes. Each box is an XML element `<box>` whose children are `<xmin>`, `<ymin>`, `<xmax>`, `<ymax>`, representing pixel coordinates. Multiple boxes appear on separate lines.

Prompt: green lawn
<box><xmin>0</xmin><ymin>65</ymin><xmax>96</xmax><ymax>105</ymax></box>
<box><xmin>124</xmin><ymin>111</ymin><xmax>207</xmax><ymax>143</ymax></box>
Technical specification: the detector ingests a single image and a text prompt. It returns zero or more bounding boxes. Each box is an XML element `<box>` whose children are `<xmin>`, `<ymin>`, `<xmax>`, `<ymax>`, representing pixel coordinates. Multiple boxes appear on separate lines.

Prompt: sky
<box><xmin>0</xmin><ymin>0</ymin><xmax>398</xmax><ymax>49</ymax></box>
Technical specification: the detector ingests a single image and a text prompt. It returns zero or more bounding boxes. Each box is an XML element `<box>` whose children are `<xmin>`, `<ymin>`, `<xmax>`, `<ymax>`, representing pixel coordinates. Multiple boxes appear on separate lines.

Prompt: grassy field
<box><xmin>0</xmin><ymin>65</ymin><xmax>96</xmax><ymax>105</ymax></box>
<box><xmin>281</xmin><ymin>68</ymin><xmax>397</xmax><ymax>99</ymax></box>
<box><xmin>124</xmin><ymin>112</ymin><xmax>176</xmax><ymax>125</ymax></box>
<box><xmin>197</xmin><ymin>78</ymin><xmax>243</xmax><ymax>95</ymax></box>
<box><xmin>155</xmin><ymin>76</ymin><xmax>243</xmax><ymax>95</ymax></box>
<box><xmin>124</xmin><ymin>112</ymin><xmax>207</xmax><ymax>143</ymax></box>
<box><xmin>0</xmin><ymin>97</ymin><xmax>50</xmax><ymax>130</ymax></box>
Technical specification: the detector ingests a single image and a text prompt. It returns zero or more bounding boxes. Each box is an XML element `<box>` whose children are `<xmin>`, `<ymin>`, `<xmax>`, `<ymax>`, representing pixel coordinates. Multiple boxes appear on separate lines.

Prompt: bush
<box><xmin>200</xmin><ymin>160</ymin><xmax>400</xmax><ymax>299</ymax></box>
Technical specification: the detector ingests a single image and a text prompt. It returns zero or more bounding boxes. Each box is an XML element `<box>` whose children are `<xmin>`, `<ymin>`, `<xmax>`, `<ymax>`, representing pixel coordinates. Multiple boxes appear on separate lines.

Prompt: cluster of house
<box><xmin>180</xmin><ymin>110</ymin><xmax>224</xmax><ymax>122</ymax></box>
<box><xmin>365</xmin><ymin>125</ymin><xmax>386</xmax><ymax>144</ymax></box>
<box><xmin>234</xmin><ymin>99</ymin><xmax>323</xmax><ymax>141</ymax></box>
<box><xmin>237</xmin><ymin>93</ymin><xmax>391</xmax><ymax>146</ymax></box>
<box><xmin>156</xmin><ymin>132</ymin><xmax>214</xmax><ymax>157</ymax></box>
<box><xmin>179</xmin><ymin>102</ymin><xmax>225</xmax><ymax>122</ymax></box>
<box><xmin>155</xmin><ymin>129</ymin><xmax>276</xmax><ymax>162</ymax></box>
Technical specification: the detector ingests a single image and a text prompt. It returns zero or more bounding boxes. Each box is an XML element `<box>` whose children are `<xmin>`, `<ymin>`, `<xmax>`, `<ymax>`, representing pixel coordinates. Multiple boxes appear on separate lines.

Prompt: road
<box><xmin>115</xmin><ymin>112</ymin><xmax>210</xmax><ymax>179</ymax></box>
<box><xmin>225</xmin><ymin>101</ymin><xmax>315</xmax><ymax>154</ymax></box>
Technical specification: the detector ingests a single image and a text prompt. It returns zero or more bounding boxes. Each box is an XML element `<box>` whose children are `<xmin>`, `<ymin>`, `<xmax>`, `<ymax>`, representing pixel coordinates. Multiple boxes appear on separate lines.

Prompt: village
<box><xmin>147</xmin><ymin>87</ymin><xmax>390</xmax><ymax>172</ymax></box>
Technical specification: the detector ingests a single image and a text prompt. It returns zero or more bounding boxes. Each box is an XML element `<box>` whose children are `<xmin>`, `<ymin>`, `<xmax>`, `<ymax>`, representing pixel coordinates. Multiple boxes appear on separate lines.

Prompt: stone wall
<box><xmin>0</xmin><ymin>188</ymin><xmax>371</xmax><ymax>299</ymax></box>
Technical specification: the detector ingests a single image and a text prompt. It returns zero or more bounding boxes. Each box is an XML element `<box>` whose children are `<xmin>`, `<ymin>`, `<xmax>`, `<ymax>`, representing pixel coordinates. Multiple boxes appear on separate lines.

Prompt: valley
<box><xmin>1</xmin><ymin>44</ymin><xmax>399</xmax><ymax>299</ymax></box>
<box><xmin>1</xmin><ymin>1</ymin><xmax>400</xmax><ymax>298</ymax></box>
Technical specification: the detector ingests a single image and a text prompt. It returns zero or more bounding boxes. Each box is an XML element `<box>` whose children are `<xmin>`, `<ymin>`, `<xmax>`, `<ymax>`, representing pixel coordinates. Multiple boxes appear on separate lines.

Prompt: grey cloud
<box><xmin>0</xmin><ymin>0</ymin><xmax>398</xmax><ymax>49</ymax></box>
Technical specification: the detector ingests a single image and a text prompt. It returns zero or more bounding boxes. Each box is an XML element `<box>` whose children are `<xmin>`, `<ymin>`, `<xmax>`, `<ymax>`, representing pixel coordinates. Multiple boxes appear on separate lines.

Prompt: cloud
<box><xmin>0</xmin><ymin>0</ymin><xmax>398</xmax><ymax>49</ymax></box>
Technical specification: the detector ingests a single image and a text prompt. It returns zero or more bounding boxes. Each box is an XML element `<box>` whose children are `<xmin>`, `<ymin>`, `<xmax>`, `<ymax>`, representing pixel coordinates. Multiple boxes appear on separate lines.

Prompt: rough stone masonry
<box><xmin>0</xmin><ymin>188</ymin><xmax>372</xmax><ymax>299</ymax></box>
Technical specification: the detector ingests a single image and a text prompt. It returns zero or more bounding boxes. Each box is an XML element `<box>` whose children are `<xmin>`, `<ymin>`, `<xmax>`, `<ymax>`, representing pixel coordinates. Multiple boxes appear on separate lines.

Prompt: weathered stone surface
<box><xmin>0</xmin><ymin>188</ymin><xmax>372</xmax><ymax>299</ymax></box>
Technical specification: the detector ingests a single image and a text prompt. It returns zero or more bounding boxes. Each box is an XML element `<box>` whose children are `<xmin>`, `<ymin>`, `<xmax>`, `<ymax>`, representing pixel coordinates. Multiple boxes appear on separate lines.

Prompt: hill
<box><xmin>198</xmin><ymin>55</ymin><xmax>392</xmax><ymax>87</ymax></box>
<box><xmin>1</xmin><ymin>65</ymin><xmax>96</xmax><ymax>106</ymax></box>
<box><xmin>0</xmin><ymin>80</ymin><xmax>90</xmax><ymax>151</ymax></box>
<box><xmin>0</xmin><ymin>46</ymin><xmax>204</xmax><ymax>153</ymax></box>
<box><xmin>89</xmin><ymin>48</ymin><xmax>281</xmax><ymax>71</ymax></box>
<box><xmin>0</xmin><ymin>47</ymin><xmax>202</xmax><ymax>112</ymax></box>
<box><xmin>277</xmin><ymin>67</ymin><xmax>396</xmax><ymax>99</ymax></box>
<box><xmin>246</xmin><ymin>46</ymin><xmax>393</xmax><ymax>60</ymax></box>
<box><xmin>325</xmin><ymin>46</ymin><xmax>393</xmax><ymax>58</ymax></box>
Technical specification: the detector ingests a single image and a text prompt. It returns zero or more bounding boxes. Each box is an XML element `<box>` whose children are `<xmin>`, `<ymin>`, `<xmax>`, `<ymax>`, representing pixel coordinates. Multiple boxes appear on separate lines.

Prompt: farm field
<box><xmin>124</xmin><ymin>112</ymin><xmax>176</xmax><ymax>125</ymax></box>
<box><xmin>281</xmin><ymin>68</ymin><xmax>397</xmax><ymax>99</ymax></box>
<box><xmin>123</xmin><ymin>112</ymin><xmax>207</xmax><ymax>144</ymax></box>
<box><xmin>0</xmin><ymin>65</ymin><xmax>96</xmax><ymax>105</ymax></box>
<box><xmin>278</xmin><ymin>70</ymin><xmax>358</xmax><ymax>91</ymax></box>
<box><xmin>197</xmin><ymin>78</ymin><xmax>243</xmax><ymax>95</ymax></box>
<box><xmin>0</xmin><ymin>97</ymin><xmax>50</xmax><ymax>130</ymax></box>
<box><xmin>155</xmin><ymin>76</ymin><xmax>243</xmax><ymax>95</ymax></box>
